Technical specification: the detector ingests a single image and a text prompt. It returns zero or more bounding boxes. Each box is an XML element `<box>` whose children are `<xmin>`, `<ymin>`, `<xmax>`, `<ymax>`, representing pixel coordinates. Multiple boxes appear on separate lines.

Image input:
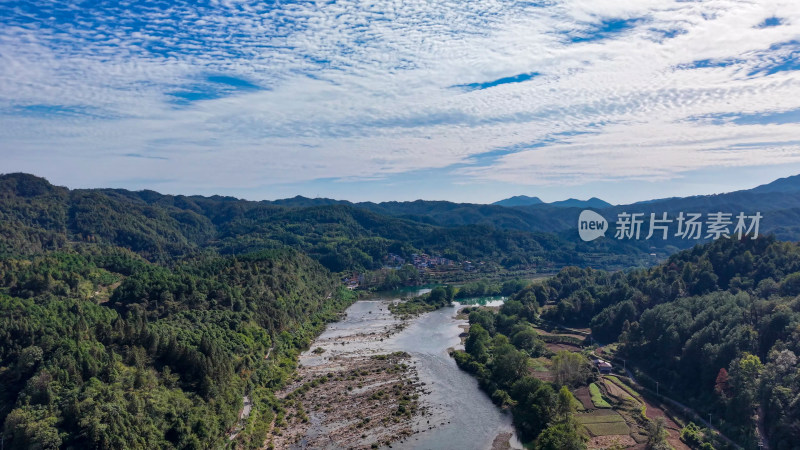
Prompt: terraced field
<box><xmin>603</xmin><ymin>378</ymin><xmax>635</xmax><ymax>402</ymax></box>
<box><xmin>573</xmin><ymin>386</ymin><xmax>593</xmax><ymax>410</ymax></box>
<box><xmin>589</xmin><ymin>382</ymin><xmax>612</xmax><ymax>408</ymax></box>
<box><xmin>576</xmin><ymin>410</ymin><xmax>630</xmax><ymax>436</ymax></box>
<box><xmin>527</xmin><ymin>356</ymin><xmax>554</xmax><ymax>382</ymax></box>
<box><xmin>544</xmin><ymin>342</ymin><xmax>582</xmax><ymax>353</ymax></box>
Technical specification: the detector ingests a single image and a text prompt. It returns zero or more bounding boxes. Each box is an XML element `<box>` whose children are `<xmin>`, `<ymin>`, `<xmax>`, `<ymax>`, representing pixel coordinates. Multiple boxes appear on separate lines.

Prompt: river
<box><xmin>292</xmin><ymin>291</ymin><xmax>523</xmax><ymax>450</ymax></box>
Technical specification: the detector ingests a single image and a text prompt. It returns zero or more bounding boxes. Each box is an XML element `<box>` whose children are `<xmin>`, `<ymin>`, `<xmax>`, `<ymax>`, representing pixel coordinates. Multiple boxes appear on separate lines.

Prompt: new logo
<box><xmin>578</xmin><ymin>210</ymin><xmax>607</xmax><ymax>242</ymax></box>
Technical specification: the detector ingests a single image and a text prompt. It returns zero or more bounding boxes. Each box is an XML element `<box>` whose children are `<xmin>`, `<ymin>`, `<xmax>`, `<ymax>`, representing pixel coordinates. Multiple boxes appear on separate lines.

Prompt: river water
<box><xmin>295</xmin><ymin>292</ymin><xmax>523</xmax><ymax>450</ymax></box>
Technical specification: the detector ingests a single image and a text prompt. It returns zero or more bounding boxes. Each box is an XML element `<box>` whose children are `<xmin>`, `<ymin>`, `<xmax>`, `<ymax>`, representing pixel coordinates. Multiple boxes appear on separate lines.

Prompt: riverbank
<box><xmin>271</xmin><ymin>351</ymin><xmax>423</xmax><ymax>448</ymax></box>
<box><xmin>269</xmin><ymin>297</ymin><xmax>522</xmax><ymax>449</ymax></box>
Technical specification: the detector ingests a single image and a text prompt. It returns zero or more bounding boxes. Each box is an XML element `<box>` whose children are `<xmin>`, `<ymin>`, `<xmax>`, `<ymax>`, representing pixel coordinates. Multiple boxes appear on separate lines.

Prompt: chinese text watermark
<box><xmin>579</xmin><ymin>211</ymin><xmax>761</xmax><ymax>242</ymax></box>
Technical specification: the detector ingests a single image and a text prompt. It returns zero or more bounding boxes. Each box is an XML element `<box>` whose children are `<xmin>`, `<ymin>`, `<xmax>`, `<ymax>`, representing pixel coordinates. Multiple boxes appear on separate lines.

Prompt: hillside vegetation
<box><xmin>3</xmin><ymin>172</ymin><xmax>800</xmax><ymax>448</ymax></box>
<box><xmin>0</xmin><ymin>245</ymin><xmax>354</xmax><ymax>448</ymax></box>
<box><xmin>458</xmin><ymin>237</ymin><xmax>800</xmax><ymax>448</ymax></box>
<box><xmin>0</xmin><ymin>173</ymin><xmax>658</xmax><ymax>271</ymax></box>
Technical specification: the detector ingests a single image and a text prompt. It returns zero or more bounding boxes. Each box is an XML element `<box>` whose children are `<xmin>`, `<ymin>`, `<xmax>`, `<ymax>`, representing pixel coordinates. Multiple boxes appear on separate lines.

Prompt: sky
<box><xmin>2</xmin><ymin>0</ymin><xmax>800</xmax><ymax>204</ymax></box>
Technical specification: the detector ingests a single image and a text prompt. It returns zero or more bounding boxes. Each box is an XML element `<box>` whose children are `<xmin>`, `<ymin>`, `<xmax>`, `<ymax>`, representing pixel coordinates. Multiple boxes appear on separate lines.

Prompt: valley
<box><xmin>273</xmin><ymin>295</ymin><xmax>522</xmax><ymax>449</ymax></box>
<box><xmin>2</xmin><ymin>173</ymin><xmax>800</xmax><ymax>449</ymax></box>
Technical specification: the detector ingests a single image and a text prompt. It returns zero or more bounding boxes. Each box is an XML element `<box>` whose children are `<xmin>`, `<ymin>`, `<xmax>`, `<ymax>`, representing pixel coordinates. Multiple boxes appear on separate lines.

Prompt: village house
<box><xmin>593</xmin><ymin>358</ymin><xmax>613</xmax><ymax>374</ymax></box>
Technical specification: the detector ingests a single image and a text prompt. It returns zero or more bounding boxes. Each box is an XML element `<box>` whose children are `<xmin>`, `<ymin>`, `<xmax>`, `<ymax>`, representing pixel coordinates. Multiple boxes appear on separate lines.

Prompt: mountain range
<box><xmin>2</xmin><ymin>171</ymin><xmax>798</xmax><ymax>449</ymax></box>
<box><xmin>2</xmin><ymin>172</ymin><xmax>800</xmax><ymax>271</ymax></box>
<box><xmin>492</xmin><ymin>195</ymin><xmax>612</xmax><ymax>209</ymax></box>
<box><xmin>263</xmin><ymin>175</ymin><xmax>800</xmax><ymax>240</ymax></box>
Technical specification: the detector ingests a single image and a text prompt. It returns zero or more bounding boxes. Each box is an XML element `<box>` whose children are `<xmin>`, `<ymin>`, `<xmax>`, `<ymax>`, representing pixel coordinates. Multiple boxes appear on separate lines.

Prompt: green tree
<box><xmin>555</xmin><ymin>386</ymin><xmax>580</xmax><ymax>423</ymax></box>
<box><xmin>465</xmin><ymin>324</ymin><xmax>490</xmax><ymax>364</ymax></box>
<box><xmin>551</xmin><ymin>351</ymin><xmax>591</xmax><ymax>387</ymax></box>
<box><xmin>536</xmin><ymin>422</ymin><xmax>585</xmax><ymax>450</ymax></box>
<box><xmin>645</xmin><ymin>417</ymin><xmax>672</xmax><ymax>450</ymax></box>
<box><xmin>491</xmin><ymin>344</ymin><xmax>528</xmax><ymax>386</ymax></box>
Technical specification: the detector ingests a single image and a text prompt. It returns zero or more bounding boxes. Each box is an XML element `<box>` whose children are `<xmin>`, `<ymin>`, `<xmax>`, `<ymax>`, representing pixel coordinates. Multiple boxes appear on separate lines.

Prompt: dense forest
<box><xmin>6</xmin><ymin>172</ymin><xmax>800</xmax><ymax>277</ymax></box>
<box><xmin>0</xmin><ymin>173</ymin><xmax>667</xmax><ymax>272</ymax></box>
<box><xmin>266</xmin><ymin>174</ymin><xmax>800</xmax><ymax>247</ymax></box>
<box><xmin>0</xmin><ymin>172</ymin><xmax>656</xmax><ymax>449</ymax></box>
<box><xmin>455</xmin><ymin>237</ymin><xmax>800</xmax><ymax>448</ymax></box>
<box><xmin>3</xmin><ymin>172</ymin><xmax>800</xmax><ymax>448</ymax></box>
<box><xmin>0</xmin><ymin>245</ymin><xmax>355</xmax><ymax>448</ymax></box>
<box><xmin>271</xmin><ymin>175</ymin><xmax>800</xmax><ymax>247</ymax></box>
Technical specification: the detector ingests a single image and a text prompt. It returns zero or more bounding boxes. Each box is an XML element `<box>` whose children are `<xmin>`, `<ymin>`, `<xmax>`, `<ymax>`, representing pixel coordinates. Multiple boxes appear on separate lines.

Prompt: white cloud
<box><xmin>1</xmin><ymin>0</ymin><xmax>800</xmax><ymax>193</ymax></box>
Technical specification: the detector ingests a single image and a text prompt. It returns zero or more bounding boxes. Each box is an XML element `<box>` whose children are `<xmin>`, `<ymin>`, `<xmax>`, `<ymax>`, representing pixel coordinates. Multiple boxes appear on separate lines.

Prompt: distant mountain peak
<box><xmin>0</xmin><ymin>172</ymin><xmax>61</xmax><ymax>197</ymax></box>
<box><xmin>493</xmin><ymin>195</ymin><xmax>612</xmax><ymax>209</ymax></box>
<box><xmin>749</xmin><ymin>174</ymin><xmax>800</xmax><ymax>194</ymax></box>
<box><xmin>270</xmin><ymin>195</ymin><xmax>350</xmax><ymax>207</ymax></box>
<box><xmin>549</xmin><ymin>197</ymin><xmax>613</xmax><ymax>209</ymax></box>
<box><xmin>492</xmin><ymin>195</ymin><xmax>544</xmax><ymax>207</ymax></box>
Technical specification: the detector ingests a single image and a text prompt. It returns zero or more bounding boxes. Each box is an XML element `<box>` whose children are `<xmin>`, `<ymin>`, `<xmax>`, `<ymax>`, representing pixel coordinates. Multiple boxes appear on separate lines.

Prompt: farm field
<box><xmin>604</xmin><ymin>376</ymin><xmax>641</xmax><ymax>399</ymax></box>
<box><xmin>573</xmin><ymin>386</ymin><xmax>593</xmax><ymax>410</ymax></box>
<box><xmin>603</xmin><ymin>378</ymin><xmax>635</xmax><ymax>402</ymax></box>
<box><xmin>527</xmin><ymin>356</ymin><xmax>554</xmax><ymax>382</ymax></box>
<box><xmin>589</xmin><ymin>382</ymin><xmax>612</xmax><ymax>408</ymax></box>
<box><xmin>576</xmin><ymin>410</ymin><xmax>630</xmax><ymax>436</ymax></box>
<box><xmin>544</xmin><ymin>342</ymin><xmax>582</xmax><ymax>353</ymax></box>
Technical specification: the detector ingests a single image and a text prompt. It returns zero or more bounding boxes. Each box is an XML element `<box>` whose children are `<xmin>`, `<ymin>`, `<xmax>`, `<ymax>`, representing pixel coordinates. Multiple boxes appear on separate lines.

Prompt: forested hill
<box><xmin>0</xmin><ymin>244</ymin><xmax>353</xmax><ymax>448</ymax></box>
<box><xmin>0</xmin><ymin>173</ymin><xmax>657</xmax><ymax>271</ymax></box>
<box><xmin>6</xmin><ymin>172</ymin><xmax>800</xmax><ymax>274</ymax></box>
<box><xmin>1</xmin><ymin>173</ymin><xmax>370</xmax><ymax>448</ymax></box>
<box><xmin>525</xmin><ymin>237</ymin><xmax>800</xmax><ymax>448</ymax></box>
<box><xmin>292</xmin><ymin>174</ymin><xmax>800</xmax><ymax>247</ymax></box>
<box><xmin>0</xmin><ymin>172</ymin><xmax>659</xmax><ymax>448</ymax></box>
<box><xmin>280</xmin><ymin>175</ymin><xmax>800</xmax><ymax>244</ymax></box>
<box><xmin>3</xmin><ymin>172</ymin><xmax>800</xmax><ymax>448</ymax></box>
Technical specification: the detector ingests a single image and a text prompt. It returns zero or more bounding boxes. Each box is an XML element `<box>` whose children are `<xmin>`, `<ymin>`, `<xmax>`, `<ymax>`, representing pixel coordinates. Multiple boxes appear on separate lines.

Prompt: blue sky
<box><xmin>1</xmin><ymin>0</ymin><xmax>800</xmax><ymax>204</ymax></box>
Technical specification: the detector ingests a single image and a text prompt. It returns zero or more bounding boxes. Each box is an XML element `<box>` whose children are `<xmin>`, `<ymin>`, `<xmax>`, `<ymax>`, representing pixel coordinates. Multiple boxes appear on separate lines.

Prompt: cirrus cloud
<box><xmin>0</xmin><ymin>0</ymin><xmax>799</xmax><ymax>198</ymax></box>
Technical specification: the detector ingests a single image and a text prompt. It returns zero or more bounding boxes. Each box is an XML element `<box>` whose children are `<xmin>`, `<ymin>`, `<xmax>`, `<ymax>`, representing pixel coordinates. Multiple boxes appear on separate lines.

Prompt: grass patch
<box><xmin>589</xmin><ymin>383</ymin><xmax>612</xmax><ymax>408</ymax></box>
<box><xmin>583</xmin><ymin>421</ymin><xmax>630</xmax><ymax>436</ymax></box>
<box><xmin>605</xmin><ymin>376</ymin><xmax>640</xmax><ymax>398</ymax></box>
<box><xmin>575</xmin><ymin>411</ymin><xmax>625</xmax><ymax>424</ymax></box>
<box><xmin>539</xmin><ymin>334</ymin><xmax>585</xmax><ymax>346</ymax></box>
<box><xmin>389</xmin><ymin>300</ymin><xmax>437</xmax><ymax>317</ymax></box>
<box><xmin>603</xmin><ymin>379</ymin><xmax>634</xmax><ymax>403</ymax></box>
<box><xmin>529</xmin><ymin>357</ymin><xmax>550</xmax><ymax>372</ymax></box>
<box><xmin>577</xmin><ymin>410</ymin><xmax>630</xmax><ymax>436</ymax></box>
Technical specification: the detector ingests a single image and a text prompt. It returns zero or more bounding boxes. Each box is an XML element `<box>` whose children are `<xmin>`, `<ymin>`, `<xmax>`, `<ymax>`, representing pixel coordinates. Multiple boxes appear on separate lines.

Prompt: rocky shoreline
<box><xmin>266</xmin><ymin>298</ymin><xmax>521</xmax><ymax>450</ymax></box>
<box><xmin>268</xmin><ymin>300</ymin><xmax>433</xmax><ymax>449</ymax></box>
<box><xmin>271</xmin><ymin>351</ymin><xmax>426</xmax><ymax>449</ymax></box>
